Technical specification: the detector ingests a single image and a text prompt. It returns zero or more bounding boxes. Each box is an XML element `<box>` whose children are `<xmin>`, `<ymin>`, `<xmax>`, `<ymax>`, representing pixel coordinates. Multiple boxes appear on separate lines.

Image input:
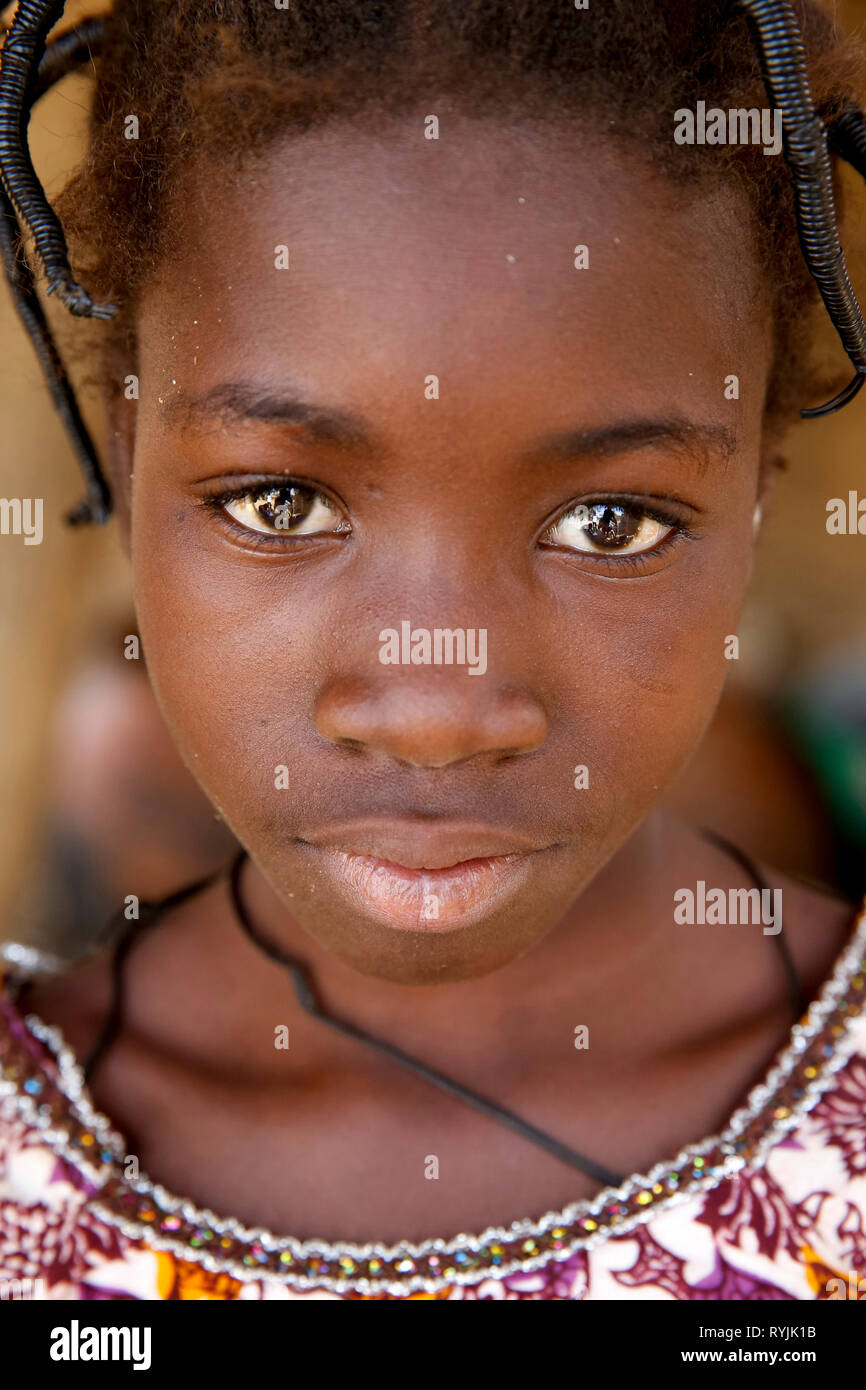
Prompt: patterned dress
<box><xmin>1</xmin><ymin>913</ymin><xmax>866</xmax><ymax>1302</ymax></box>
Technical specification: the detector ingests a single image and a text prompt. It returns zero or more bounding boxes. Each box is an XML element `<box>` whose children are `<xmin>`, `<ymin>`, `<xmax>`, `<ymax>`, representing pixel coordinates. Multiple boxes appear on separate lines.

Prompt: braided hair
<box><xmin>1</xmin><ymin>0</ymin><xmax>866</xmax><ymax>524</ymax></box>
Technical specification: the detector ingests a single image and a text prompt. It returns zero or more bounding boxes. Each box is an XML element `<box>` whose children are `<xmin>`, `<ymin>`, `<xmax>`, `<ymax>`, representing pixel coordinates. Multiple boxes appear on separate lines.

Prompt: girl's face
<box><xmin>119</xmin><ymin>117</ymin><xmax>775</xmax><ymax>984</ymax></box>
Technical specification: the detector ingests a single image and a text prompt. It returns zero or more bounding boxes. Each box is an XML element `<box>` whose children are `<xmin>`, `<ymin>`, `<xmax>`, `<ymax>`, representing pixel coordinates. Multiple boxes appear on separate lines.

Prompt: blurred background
<box><xmin>0</xmin><ymin>0</ymin><xmax>865</xmax><ymax>958</ymax></box>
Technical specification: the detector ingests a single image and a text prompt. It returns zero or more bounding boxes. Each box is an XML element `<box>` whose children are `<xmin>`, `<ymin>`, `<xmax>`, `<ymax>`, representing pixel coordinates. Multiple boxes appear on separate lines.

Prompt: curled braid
<box><xmin>828</xmin><ymin>103</ymin><xmax>866</xmax><ymax>182</ymax></box>
<box><xmin>0</xmin><ymin>0</ymin><xmax>114</xmax><ymax>524</ymax></box>
<box><xmin>1</xmin><ymin>1</ymin><xmax>866</xmax><ymax>528</ymax></box>
<box><xmin>30</xmin><ymin>12</ymin><xmax>103</xmax><ymax>100</ymax></box>
<box><xmin>738</xmin><ymin>0</ymin><xmax>866</xmax><ymax>416</ymax></box>
<box><xmin>0</xmin><ymin>0</ymin><xmax>115</xmax><ymax>316</ymax></box>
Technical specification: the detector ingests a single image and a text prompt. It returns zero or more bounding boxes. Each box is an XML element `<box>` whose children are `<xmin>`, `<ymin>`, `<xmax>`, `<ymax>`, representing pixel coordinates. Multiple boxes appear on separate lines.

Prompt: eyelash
<box><xmin>198</xmin><ymin>480</ymin><xmax>696</xmax><ymax>567</ymax></box>
<box><xmin>197</xmin><ymin>480</ymin><xmax>348</xmax><ymax>550</ymax></box>
<box><xmin>540</xmin><ymin>497</ymin><xmax>696</xmax><ymax>572</ymax></box>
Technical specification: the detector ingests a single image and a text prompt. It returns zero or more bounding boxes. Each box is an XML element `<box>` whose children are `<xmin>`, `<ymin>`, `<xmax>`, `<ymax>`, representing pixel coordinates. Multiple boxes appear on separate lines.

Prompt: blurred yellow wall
<box><xmin>0</xmin><ymin>0</ymin><xmax>125</xmax><ymax>931</ymax></box>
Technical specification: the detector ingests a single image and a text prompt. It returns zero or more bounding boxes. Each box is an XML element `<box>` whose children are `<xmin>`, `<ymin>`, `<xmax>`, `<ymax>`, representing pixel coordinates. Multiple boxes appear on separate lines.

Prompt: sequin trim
<box><xmin>2</xmin><ymin>904</ymin><xmax>866</xmax><ymax>1297</ymax></box>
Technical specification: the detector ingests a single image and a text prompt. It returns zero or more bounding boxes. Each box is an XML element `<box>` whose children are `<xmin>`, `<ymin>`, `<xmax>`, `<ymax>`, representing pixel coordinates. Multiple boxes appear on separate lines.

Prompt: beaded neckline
<box><xmin>2</xmin><ymin>905</ymin><xmax>866</xmax><ymax>1298</ymax></box>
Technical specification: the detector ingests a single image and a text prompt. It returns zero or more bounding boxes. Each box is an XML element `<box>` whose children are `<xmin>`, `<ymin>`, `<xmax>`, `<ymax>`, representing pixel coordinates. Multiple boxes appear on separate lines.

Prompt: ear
<box><xmin>101</xmin><ymin>373</ymin><xmax>137</xmax><ymax>555</ymax></box>
<box><xmin>754</xmin><ymin>424</ymin><xmax>789</xmax><ymax>536</ymax></box>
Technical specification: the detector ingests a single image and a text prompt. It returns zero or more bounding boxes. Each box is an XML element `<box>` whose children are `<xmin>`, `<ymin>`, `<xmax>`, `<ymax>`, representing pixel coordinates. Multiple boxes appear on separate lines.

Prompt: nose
<box><xmin>315</xmin><ymin>672</ymin><xmax>548</xmax><ymax>768</ymax></box>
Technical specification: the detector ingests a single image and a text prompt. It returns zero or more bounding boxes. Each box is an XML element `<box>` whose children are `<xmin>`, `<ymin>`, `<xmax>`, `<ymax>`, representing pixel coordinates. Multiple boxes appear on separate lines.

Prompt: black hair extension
<box><xmin>737</xmin><ymin>0</ymin><xmax>866</xmax><ymax>416</ymax></box>
<box><xmin>0</xmin><ymin>0</ymin><xmax>114</xmax><ymax>524</ymax></box>
<box><xmin>1</xmin><ymin>0</ymin><xmax>866</xmax><ymax>529</ymax></box>
<box><xmin>828</xmin><ymin>102</ymin><xmax>866</xmax><ymax>181</ymax></box>
<box><xmin>0</xmin><ymin>1</ymin><xmax>114</xmax><ymax>317</ymax></box>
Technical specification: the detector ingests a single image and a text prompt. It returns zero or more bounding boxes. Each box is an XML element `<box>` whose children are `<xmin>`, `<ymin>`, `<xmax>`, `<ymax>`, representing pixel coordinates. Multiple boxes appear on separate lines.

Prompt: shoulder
<box><xmin>0</xmin><ymin>940</ymin><xmax>68</xmax><ymax>989</ymax></box>
<box><xmin>0</xmin><ymin>951</ymin><xmax>119</xmax><ymax>1253</ymax></box>
<box><xmin>761</xmin><ymin>868</ymin><xmax>864</xmax><ymax>1002</ymax></box>
<box><xmin>0</xmin><ymin>941</ymin><xmax>110</xmax><ymax>1161</ymax></box>
<box><xmin>0</xmin><ymin>955</ymin><xmax>84</xmax><ymax>1218</ymax></box>
<box><xmin>769</xmin><ymin>873</ymin><xmax>866</xmax><ymax>1201</ymax></box>
<box><xmin>1</xmin><ymin>938</ymin><xmax>115</xmax><ymax>1062</ymax></box>
<box><xmin>0</xmin><ymin>983</ymin><xmax>148</xmax><ymax>1300</ymax></box>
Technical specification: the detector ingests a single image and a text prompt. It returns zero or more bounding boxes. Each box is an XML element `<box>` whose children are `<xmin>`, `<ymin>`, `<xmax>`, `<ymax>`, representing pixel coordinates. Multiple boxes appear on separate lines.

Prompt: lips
<box><xmin>299</xmin><ymin>820</ymin><xmax>548</xmax><ymax>932</ymax></box>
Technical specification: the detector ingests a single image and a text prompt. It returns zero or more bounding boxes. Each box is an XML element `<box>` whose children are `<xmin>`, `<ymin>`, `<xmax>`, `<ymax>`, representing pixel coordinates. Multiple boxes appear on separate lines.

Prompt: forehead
<box><xmin>137</xmin><ymin>116</ymin><xmax>772</xmax><ymax>428</ymax></box>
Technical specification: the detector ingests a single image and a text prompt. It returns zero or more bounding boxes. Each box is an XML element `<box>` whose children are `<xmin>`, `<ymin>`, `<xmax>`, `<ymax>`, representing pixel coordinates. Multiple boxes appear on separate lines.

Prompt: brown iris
<box><xmin>582</xmin><ymin>503</ymin><xmax>641</xmax><ymax>549</ymax></box>
<box><xmin>253</xmin><ymin>486</ymin><xmax>313</xmax><ymax>530</ymax></box>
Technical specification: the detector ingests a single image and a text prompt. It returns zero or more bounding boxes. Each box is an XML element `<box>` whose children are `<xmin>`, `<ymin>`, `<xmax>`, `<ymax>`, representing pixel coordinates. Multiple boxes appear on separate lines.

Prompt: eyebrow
<box><xmin>522</xmin><ymin>417</ymin><xmax>738</xmax><ymax>474</ymax></box>
<box><xmin>161</xmin><ymin>382</ymin><xmax>376</xmax><ymax>449</ymax></box>
<box><xmin>164</xmin><ymin>385</ymin><xmax>737</xmax><ymax>475</ymax></box>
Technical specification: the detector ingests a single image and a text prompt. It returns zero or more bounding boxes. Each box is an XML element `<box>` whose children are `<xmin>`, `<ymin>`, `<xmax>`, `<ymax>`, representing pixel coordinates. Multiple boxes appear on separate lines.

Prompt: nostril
<box><xmin>333</xmin><ymin>735</ymin><xmax>366</xmax><ymax>753</ymax></box>
<box><xmin>391</xmin><ymin>750</ymin><xmax>469</xmax><ymax>771</ymax></box>
<box><xmin>315</xmin><ymin>673</ymin><xmax>548</xmax><ymax>768</ymax></box>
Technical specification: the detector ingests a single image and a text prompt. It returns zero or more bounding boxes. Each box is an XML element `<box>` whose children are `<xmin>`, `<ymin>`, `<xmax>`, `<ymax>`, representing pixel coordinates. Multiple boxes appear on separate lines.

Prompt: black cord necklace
<box><xmin>81</xmin><ymin>832</ymin><xmax>804</xmax><ymax>1193</ymax></box>
<box><xmin>227</xmin><ymin>848</ymin><xmax>625</xmax><ymax>1190</ymax></box>
<box><xmin>226</xmin><ymin>835</ymin><xmax>804</xmax><ymax>1189</ymax></box>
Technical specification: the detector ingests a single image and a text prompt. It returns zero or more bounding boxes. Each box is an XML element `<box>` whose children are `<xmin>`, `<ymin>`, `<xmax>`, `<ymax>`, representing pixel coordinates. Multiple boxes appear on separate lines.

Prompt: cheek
<box><xmin>542</xmin><ymin>542</ymin><xmax>753</xmax><ymax>819</ymax></box>
<box><xmin>130</xmin><ymin>509</ymin><xmax>329</xmax><ymax>827</ymax></box>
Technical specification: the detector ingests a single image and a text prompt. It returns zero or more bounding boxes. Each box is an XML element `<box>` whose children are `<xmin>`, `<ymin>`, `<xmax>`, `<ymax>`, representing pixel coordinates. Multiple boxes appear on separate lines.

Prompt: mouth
<box><xmin>299</xmin><ymin>821</ymin><xmax>550</xmax><ymax>932</ymax></box>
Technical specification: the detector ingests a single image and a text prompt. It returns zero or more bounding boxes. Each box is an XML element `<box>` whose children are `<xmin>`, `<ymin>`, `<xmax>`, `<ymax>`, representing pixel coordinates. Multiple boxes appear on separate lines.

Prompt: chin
<box><xmin>290</xmin><ymin>893</ymin><xmax>553</xmax><ymax>986</ymax></box>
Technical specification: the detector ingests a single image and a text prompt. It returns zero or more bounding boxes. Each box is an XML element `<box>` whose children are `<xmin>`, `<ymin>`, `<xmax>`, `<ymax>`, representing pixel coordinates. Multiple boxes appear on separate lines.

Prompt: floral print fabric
<box><xmin>1</xmin><ymin>933</ymin><xmax>865</xmax><ymax>1302</ymax></box>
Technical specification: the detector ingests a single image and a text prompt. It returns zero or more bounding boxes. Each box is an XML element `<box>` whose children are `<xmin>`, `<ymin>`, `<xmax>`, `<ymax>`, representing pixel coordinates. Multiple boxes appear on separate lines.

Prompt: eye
<box><xmin>543</xmin><ymin>500</ymin><xmax>675</xmax><ymax>556</ymax></box>
<box><xmin>219</xmin><ymin>483</ymin><xmax>348</xmax><ymax>537</ymax></box>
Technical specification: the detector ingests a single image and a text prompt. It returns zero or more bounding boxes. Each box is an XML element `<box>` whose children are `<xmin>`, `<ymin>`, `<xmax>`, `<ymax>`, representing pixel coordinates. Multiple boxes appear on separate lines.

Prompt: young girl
<box><xmin>1</xmin><ymin>0</ymin><xmax>865</xmax><ymax>1302</ymax></box>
